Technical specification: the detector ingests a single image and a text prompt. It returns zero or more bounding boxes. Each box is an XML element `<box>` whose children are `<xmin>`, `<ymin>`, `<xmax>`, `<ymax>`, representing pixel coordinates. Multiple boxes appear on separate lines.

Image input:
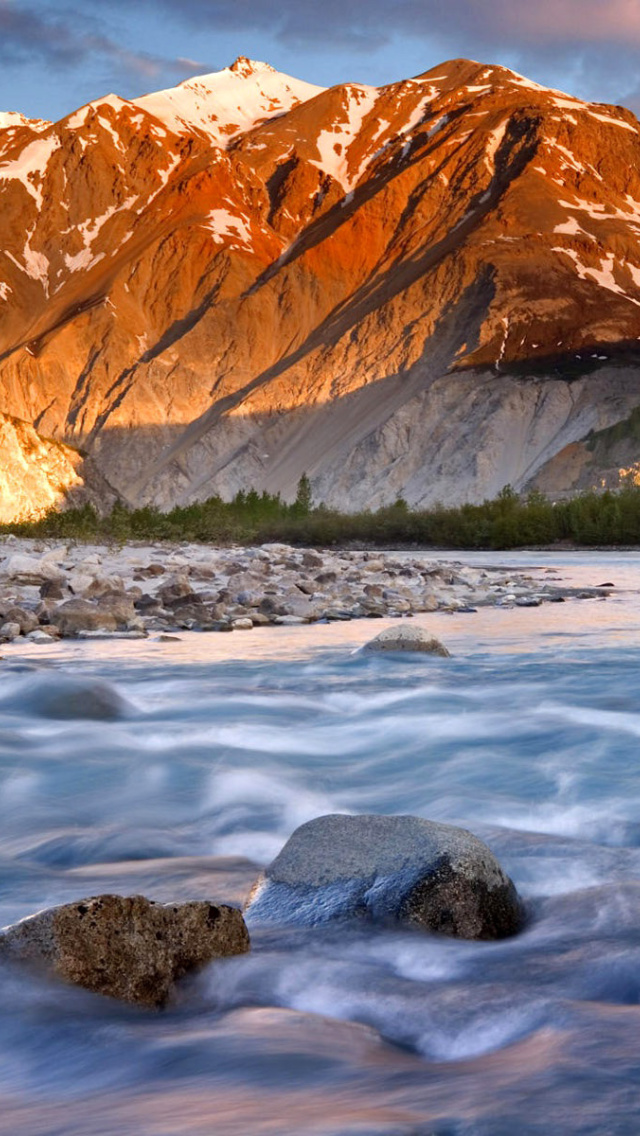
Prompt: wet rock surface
<box><xmin>0</xmin><ymin>538</ymin><xmax>609</xmax><ymax>645</ymax></box>
<box><xmin>0</xmin><ymin>894</ymin><xmax>251</xmax><ymax>1007</ymax></box>
<box><xmin>362</xmin><ymin>625</ymin><xmax>451</xmax><ymax>655</ymax></box>
<box><xmin>0</xmin><ymin>673</ymin><xmax>133</xmax><ymax>720</ymax></box>
<box><xmin>245</xmin><ymin>814</ymin><xmax>524</xmax><ymax>940</ymax></box>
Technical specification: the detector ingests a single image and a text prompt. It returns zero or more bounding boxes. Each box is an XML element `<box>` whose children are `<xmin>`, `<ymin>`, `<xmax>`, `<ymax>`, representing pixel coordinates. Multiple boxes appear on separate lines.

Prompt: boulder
<box><xmin>362</xmin><ymin>625</ymin><xmax>450</xmax><ymax>655</ymax></box>
<box><xmin>1</xmin><ymin>554</ymin><xmax>65</xmax><ymax>585</ymax></box>
<box><xmin>53</xmin><ymin>599</ymin><xmax>118</xmax><ymax>637</ymax></box>
<box><xmin>1</xmin><ymin>606</ymin><xmax>40</xmax><ymax>635</ymax></box>
<box><xmin>245</xmin><ymin>814</ymin><xmax>523</xmax><ymax>940</ymax></box>
<box><xmin>157</xmin><ymin>578</ymin><xmax>195</xmax><ymax>607</ymax></box>
<box><xmin>83</xmin><ymin>575</ymin><xmax>126</xmax><ymax>599</ymax></box>
<box><xmin>0</xmin><ymin>673</ymin><xmax>132</xmax><ymax>719</ymax></box>
<box><xmin>39</xmin><ymin>579</ymin><xmax>70</xmax><ymax>600</ymax></box>
<box><xmin>0</xmin><ymin>894</ymin><xmax>250</xmax><ymax>1007</ymax></box>
<box><xmin>93</xmin><ymin>591</ymin><xmax>137</xmax><ymax>625</ymax></box>
<box><xmin>25</xmin><ymin>628</ymin><xmax>58</xmax><ymax>644</ymax></box>
<box><xmin>0</xmin><ymin>621</ymin><xmax>21</xmax><ymax>642</ymax></box>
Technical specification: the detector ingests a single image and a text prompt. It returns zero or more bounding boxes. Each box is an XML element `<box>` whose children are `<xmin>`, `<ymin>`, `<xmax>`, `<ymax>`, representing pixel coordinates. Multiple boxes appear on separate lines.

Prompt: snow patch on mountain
<box><xmin>205</xmin><ymin>207</ymin><xmax>253</xmax><ymax>248</ymax></box>
<box><xmin>22</xmin><ymin>233</ymin><xmax>50</xmax><ymax>291</ymax></box>
<box><xmin>0</xmin><ymin>134</ymin><xmax>60</xmax><ymax>209</ymax></box>
<box><xmin>554</xmin><ymin>247</ymin><xmax>640</xmax><ymax>306</ymax></box>
<box><xmin>554</xmin><ymin>217</ymin><xmax>594</xmax><ymax>238</ymax></box>
<box><xmin>64</xmin><ymin>249</ymin><xmax>106</xmax><ymax>273</ymax></box>
<box><xmin>0</xmin><ymin>111</ymin><xmax>50</xmax><ymax>133</ymax></box>
<box><xmin>309</xmin><ymin>84</ymin><xmax>379</xmax><ymax>188</ymax></box>
<box><xmin>485</xmin><ymin>119</ymin><xmax>509</xmax><ymax>166</ymax></box>
<box><xmin>588</xmin><ymin>111</ymin><xmax>636</xmax><ymax>133</ymax></box>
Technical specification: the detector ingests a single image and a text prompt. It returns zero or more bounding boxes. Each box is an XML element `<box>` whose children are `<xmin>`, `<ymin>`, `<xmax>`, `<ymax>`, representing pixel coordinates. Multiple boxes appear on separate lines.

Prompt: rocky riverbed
<box><xmin>0</xmin><ymin>538</ymin><xmax>613</xmax><ymax>644</ymax></box>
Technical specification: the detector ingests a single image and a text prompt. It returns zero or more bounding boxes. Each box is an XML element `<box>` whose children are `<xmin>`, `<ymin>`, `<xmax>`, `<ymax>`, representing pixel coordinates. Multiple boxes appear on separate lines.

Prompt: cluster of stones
<box><xmin>0</xmin><ymin>815</ymin><xmax>523</xmax><ymax>1007</ymax></box>
<box><xmin>0</xmin><ymin>538</ymin><xmax>610</xmax><ymax>643</ymax></box>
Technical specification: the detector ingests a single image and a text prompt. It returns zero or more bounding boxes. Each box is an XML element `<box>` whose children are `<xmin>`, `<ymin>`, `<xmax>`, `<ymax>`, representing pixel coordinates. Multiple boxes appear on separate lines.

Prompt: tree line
<box><xmin>4</xmin><ymin>479</ymin><xmax>640</xmax><ymax>548</ymax></box>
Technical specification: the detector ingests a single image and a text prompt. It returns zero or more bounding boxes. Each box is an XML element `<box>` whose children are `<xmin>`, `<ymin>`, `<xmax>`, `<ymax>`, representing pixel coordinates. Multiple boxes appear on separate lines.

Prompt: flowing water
<box><xmin>1</xmin><ymin>551</ymin><xmax>640</xmax><ymax>1135</ymax></box>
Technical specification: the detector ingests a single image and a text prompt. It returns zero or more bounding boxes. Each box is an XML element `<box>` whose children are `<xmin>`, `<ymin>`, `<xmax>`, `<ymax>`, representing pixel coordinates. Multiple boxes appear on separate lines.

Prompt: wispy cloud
<box><xmin>85</xmin><ymin>0</ymin><xmax>640</xmax><ymax>109</ymax></box>
<box><xmin>91</xmin><ymin>0</ymin><xmax>640</xmax><ymax>53</ymax></box>
<box><xmin>0</xmin><ymin>0</ymin><xmax>204</xmax><ymax>84</ymax></box>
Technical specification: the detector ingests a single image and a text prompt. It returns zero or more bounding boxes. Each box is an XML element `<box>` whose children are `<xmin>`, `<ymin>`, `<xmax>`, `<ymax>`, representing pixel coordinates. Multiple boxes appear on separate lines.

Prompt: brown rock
<box><xmin>158</xmin><ymin>579</ymin><xmax>195</xmax><ymax>607</ymax></box>
<box><xmin>39</xmin><ymin>579</ymin><xmax>70</xmax><ymax>600</ymax></box>
<box><xmin>53</xmin><ymin>599</ymin><xmax>118</xmax><ymax>636</ymax></box>
<box><xmin>0</xmin><ymin>894</ymin><xmax>250</xmax><ymax>1007</ymax></box>
<box><xmin>94</xmin><ymin>591</ymin><xmax>137</xmax><ymax>625</ymax></box>
<box><xmin>1</xmin><ymin>606</ymin><xmax>39</xmax><ymax>634</ymax></box>
<box><xmin>83</xmin><ymin>576</ymin><xmax>125</xmax><ymax>599</ymax></box>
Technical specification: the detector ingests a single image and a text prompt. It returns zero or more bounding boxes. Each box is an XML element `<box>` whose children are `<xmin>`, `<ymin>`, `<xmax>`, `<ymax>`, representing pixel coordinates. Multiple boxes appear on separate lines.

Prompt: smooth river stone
<box><xmin>245</xmin><ymin>814</ymin><xmax>523</xmax><ymax>940</ymax></box>
<box><xmin>362</xmin><ymin>625</ymin><xmax>450</xmax><ymax>655</ymax></box>
<box><xmin>0</xmin><ymin>672</ymin><xmax>132</xmax><ymax>720</ymax></box>
<box><xmin>0</xmin><ymin>894</ymin><xmax>250</xmax><ymax>1007</ymax></box>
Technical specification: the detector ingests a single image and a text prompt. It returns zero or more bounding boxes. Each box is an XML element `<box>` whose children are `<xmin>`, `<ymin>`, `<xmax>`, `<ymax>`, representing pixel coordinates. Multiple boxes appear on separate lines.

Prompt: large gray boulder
<box><xmin>0</xmin><ymin>894</ymin><xmax>250</xmax><ymax>1007</ymax></box>
<box><xmin>245</xmin><ymin>814</ymin><xmax>523</xmax><ymax>940</ymax></box>
<box><xmin>362</xmin><ymin>625</ymin><xmax>450</xmax><ymax>655</ymax></box>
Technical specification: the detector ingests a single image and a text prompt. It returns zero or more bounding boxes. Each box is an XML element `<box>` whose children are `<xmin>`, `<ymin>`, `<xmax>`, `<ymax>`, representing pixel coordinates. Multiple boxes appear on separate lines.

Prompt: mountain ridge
<box><xmin>2</xmin><ymin>56</ymin><xmax>640</xmax><ymax>520</ymax></box>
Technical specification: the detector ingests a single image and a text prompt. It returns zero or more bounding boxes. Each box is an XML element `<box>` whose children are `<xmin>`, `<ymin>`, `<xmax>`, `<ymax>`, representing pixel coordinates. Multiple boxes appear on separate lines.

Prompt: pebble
<box><xmin>0</xmin><ymin>539</ymin><xmax>596</xmax><ymax>645</ymax></box>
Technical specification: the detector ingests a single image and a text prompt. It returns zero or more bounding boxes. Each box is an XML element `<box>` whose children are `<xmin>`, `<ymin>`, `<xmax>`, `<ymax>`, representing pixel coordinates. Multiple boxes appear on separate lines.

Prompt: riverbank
<box><xmin>0</xmin><ymin>537</ymin><xmax>615</xmax><ymax>644</ymax></box>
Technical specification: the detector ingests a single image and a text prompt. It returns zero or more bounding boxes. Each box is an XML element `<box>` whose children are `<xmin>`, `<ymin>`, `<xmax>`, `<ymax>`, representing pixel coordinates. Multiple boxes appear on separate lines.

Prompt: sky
<box><xmin>2</xmin><ymin>0</ymin><xmax>640</xmax><ymax>122</ymax></box>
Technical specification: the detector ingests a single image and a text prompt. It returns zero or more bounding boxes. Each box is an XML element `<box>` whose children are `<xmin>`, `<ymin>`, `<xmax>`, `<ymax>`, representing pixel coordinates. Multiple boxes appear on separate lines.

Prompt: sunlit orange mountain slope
<box><xmin>3</xmin><ymin>56</ymin><xmax>640</xmax><ymax>518</ymax></box>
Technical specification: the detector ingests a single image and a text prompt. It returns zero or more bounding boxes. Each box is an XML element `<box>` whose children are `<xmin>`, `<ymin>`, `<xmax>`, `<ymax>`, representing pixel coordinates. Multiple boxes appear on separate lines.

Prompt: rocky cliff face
<box><xmin>0</xmin><ymin>413</ymin><xmax>115</xmax><ymax>523</ymax></box>
<box><xmin>2</xmin><ymin>55</ymin><xmax>640</xmax><ymax>517</ymax></box>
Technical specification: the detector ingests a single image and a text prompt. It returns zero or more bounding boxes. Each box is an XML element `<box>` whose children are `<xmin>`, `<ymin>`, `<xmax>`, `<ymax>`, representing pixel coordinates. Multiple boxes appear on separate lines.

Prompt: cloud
<box><xmin>2</xmin><ymin>0</ymin><xmax>640</xmax><ymax>117</ymax></box>
<box><xmin>73</xmin><ymin>0</ymin><xmax>640</xmax><ymax>108</ymax></box>
<box><xmin>0</xmin><ymin>0</ymin><xmax>203</xmax><ymax>83</ymax></box>
<box><xmin>85</xmin><ymin>0</ymin><xmax>640</xmax><ymax>53</ymax></box>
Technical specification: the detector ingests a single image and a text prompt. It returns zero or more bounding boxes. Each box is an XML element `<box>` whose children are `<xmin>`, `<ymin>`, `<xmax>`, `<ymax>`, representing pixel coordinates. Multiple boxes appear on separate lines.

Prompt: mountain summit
<box><xmin>133</xmin><ymin>57</ymin><xmax>324</xmax><ymax>144</ymax></box>
<box><xmin>2</xmin><ymin>57</ymin><xmax>640</xmax><ymax>520</ymax></box>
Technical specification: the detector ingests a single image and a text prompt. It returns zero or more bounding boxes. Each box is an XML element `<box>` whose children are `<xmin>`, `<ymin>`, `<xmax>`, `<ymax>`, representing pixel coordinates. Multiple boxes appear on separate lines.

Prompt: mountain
<box><xmin>2</xmin><ymin>55</ymin><xmax>640</xmax><ymax>520</ymax></box>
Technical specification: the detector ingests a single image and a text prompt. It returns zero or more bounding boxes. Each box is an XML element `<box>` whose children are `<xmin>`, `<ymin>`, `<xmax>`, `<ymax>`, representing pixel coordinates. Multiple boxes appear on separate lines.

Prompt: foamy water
<box><xmin>1</xmin><ymin>551</ymin><xmax>640</xmax><ymax>1134</ymax></box>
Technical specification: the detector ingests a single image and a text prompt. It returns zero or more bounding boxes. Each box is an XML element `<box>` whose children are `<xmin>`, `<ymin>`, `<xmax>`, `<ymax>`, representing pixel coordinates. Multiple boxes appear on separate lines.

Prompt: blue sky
<box><xmin>2</xmin><ymin>0</ymin><xmax>640</xmax><ymax>121</ymax></box>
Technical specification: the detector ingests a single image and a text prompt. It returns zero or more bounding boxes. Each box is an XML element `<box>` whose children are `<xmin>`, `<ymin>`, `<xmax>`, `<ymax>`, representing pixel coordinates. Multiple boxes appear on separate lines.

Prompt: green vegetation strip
<box><xmin>4</xmin><ymin>483</ymin><xmax>640</xmax><ymax>549</ymax></box>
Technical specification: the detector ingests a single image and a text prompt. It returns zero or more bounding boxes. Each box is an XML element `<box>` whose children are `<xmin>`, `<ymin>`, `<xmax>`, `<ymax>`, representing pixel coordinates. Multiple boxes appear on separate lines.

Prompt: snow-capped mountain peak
<box><xmin>133</xmin><ymin>58</ymin><xmax>324</xmax><ymax>146</ymax></box>
<box><xmin>228</xmin><ymin>56</ymin><xmax>274</xmax><ymax>78</ymax></box>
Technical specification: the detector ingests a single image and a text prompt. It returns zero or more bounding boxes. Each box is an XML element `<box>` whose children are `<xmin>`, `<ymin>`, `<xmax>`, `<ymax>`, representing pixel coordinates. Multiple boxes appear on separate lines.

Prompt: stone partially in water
<box><xmin>362</xmin><ymin>625</ymin><xmax>450</xmax><ymax>655</ymax></box>
<box><xmin>246</xmin><ymin>814</ymin><xmax>523</xmax><ymax>940</ymax></box>
<box><xmin>0</xmin><ymin>894</ymin><xmax>250</xmax><ymax>1007</ymax></box>
<box><xmin>0</xmin><ymin>672</ymin><xmax>133</xmax><ymax>720</ymax></box>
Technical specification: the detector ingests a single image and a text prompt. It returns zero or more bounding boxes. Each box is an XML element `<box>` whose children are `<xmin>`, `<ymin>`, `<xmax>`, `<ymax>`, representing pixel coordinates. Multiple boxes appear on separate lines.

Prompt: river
<box><xmin>1</xmin><ymin>550</ymin><xmax>639</xmax><ymax>1135</ymax></box>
